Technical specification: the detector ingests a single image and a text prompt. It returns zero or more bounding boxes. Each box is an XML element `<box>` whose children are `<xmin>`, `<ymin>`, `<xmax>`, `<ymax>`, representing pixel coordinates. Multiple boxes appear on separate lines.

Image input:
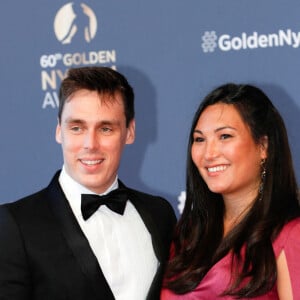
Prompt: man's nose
<box><xmin>83</xmin><ymin>130</ymin><xmax>99</xmax><ymax>150</ymax></box>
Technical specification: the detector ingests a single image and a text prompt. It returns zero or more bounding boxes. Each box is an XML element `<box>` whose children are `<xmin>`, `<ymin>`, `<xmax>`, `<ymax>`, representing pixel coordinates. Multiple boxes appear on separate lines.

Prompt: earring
<box><xmin>259</xmin><ymin>159</ymin><xmax>266</xmax><ymax>196</ymax></box>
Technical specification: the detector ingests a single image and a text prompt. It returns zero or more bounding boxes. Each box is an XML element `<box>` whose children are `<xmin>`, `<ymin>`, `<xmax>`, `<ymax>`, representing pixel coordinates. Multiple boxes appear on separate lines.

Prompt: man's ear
<box><xmin>55</xmin><ymin>119</ymin><xmax>62</xmax><ymax>144</ymax></box>
<box><xmin>126</xmin><ymin>119</ymin><xmax>135</xmax><ymax>145</ymax></box>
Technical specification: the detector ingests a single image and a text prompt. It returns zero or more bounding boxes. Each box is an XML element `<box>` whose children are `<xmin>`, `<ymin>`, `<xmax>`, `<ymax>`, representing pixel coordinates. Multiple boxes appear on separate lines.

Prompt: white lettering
<box><xmin>105</xmin><ymin>50</ymin><xmax>116</xmax><ymax>63</ymax></box>
<box><xmin>279</xmin><ymin>29</ymin><xmax>291</xmax><ymax>46</ymax></box>
<box><xmin>268</xmin><ymin>33</ymin><xmax>278</xmax><ymax>47</ymax></box>
<box><xmin>89</xmin><ymin>52</ymin><xmax>98</xmax><ymax>64</ymax></box>
<box><xmin>41</xmin><ymin>70</ymin><xmax>56</xmax><ymax>90</ymax></box>
<box><xmin>56</xmin><ymin>69</ymin><xmax>68</xmax><ymax>81</ymax></box>
<box><xmin>218</xmin><ymin>35</ymin><xmax>231</xmax><ymax>51</ymax></box>
<box><xmin>241</xmin><ymin>33</ymin><xmax>247</xmax><ymax>49</ymax></box>
<box><xmin>73</xmin><ymin>53</ymin><xmax>82</xmax><ymax>65</ymax></box>
<box><xmin>258</xmin><ymin>35</ymin><xmax>268</xmax><ymax>48</ymax></box>
<box><xmin>41</xmin><ymin>70</ymin><xmax>67</xmax><ymax>90</ymax></box>
<box><xmin>42</xmin><ymin>92</ymin><xmax>59</xmax><ymax>109</ymax></box>
<box><xmin>62</xmin><ymin>50</ymin><xmax>117</xmax><ymax>67</ymax></box>
<box><xmin>40</xmin><ymin>53</ymin><xmax>63</xmax><ymax>68</ymax></box>
<box><xmin>217</xmin><ymin>29</ymin><xmax>300</xmax><ymax>52</ymax></box>
<box><xmin>63</xmin><ymin>53</ymin><xmax>72</xmax><ymax>66</ymax></box>
<box><xmin>247</xmin><ymin>32</ymin><xmax>258</xmax><ymax>49</ymax></box>
<box><xmin>292</xmin><ymin>31</ymin><xmax>300</xmax><ymax>48</ymax></box>
<box><xmin>231</xmin><ymin>37</ymin><xmax>242</xmax><ymax>50</ymax></box>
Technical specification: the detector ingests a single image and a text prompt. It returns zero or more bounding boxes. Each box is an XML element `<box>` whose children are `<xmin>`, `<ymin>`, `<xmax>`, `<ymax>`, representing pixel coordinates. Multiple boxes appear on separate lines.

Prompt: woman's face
<box><xmin>191</xmin><ymin>103</ymin><xmax>267</xmax><ymax>201</ymax></box>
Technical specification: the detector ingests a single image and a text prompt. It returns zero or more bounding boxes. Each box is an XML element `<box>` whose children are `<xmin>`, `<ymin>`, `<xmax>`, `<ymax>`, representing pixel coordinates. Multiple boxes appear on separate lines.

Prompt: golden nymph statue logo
<box><xmin>54</xmin><ymin>3</ymin><xmax>97</xmax><ymax>44</ymax></box>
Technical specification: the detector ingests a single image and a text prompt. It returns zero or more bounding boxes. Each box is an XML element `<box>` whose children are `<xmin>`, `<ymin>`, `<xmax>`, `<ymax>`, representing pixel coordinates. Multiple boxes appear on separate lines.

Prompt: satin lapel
<box><xmin>118</xmin><ymin>181</ymin><xmax>165</xmax><ymax>263</ymax></box>
<box><xmin>46</xmin><ymin>172</ymin><xmax>115</xmax><ymax>300</ymax></box>
<box><xmin>119</xmin><ymin>181</ymin><xmax>167</xmax><ymax>300</ymax></box>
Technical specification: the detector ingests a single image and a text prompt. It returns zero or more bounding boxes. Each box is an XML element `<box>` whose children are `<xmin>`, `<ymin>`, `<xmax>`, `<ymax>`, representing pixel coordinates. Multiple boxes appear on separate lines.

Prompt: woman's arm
<box><xmin>276</xmin><ymin>219</ymin><xmax>300</xmax><ymax>300</ymax></box>
<box><xmin>277</xmin><ymin>251</ymin><xmax>293</xmax><ymax>300</ymax></box>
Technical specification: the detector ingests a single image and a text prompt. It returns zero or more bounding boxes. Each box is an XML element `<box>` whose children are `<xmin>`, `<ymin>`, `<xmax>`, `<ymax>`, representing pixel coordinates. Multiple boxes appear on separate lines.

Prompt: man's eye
<box><xmin>101</xmin><ymin>127</ymin><xmax>112</xmax><ymax>133</ymax></box>
<box><xmin>70</xmin><ymin>126</ymin><xmax>82</xmax><ymax>132</ymax></box>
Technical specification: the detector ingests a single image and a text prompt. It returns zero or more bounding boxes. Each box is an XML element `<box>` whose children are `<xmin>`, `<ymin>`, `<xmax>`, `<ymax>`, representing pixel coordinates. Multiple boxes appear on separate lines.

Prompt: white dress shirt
<box><xmin>59</xmin><ymin>166</ymin><xmax>158</xmax><ymax>300</ymax></box>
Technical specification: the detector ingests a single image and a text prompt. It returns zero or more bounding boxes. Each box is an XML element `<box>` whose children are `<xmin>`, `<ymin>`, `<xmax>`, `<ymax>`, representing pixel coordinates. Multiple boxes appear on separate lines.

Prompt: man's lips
<box><xmin>80</xmin><ymin>159</ymin><xmax>103</xmax><ymax>166</ymax></box>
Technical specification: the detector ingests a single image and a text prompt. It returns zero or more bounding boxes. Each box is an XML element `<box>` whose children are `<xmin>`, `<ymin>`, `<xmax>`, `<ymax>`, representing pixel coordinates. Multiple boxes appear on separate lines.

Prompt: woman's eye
<box><xmin>193</xmin><ymin>136</ymin><xmax>204</xmax><ymax>143</ymax></box>
<box><xmin>220</xmin><ymin>134</ymin><xmax>232</xmax><ymax>140</ymax></box>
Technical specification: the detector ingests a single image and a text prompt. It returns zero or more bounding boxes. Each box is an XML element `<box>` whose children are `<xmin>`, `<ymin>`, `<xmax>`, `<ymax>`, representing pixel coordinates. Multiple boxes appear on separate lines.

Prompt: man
<box><xmin>0</xmin><ymin>67</ymin><xmax>176</xmax><ymax>300</ymax></box>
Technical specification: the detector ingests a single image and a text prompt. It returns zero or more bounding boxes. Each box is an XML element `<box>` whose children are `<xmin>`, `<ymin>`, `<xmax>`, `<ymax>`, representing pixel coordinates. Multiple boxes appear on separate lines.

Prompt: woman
<box><xmin>161</xmin><ymin>84</ymin><xmax>300</xmax><ymax>299</ymax></box>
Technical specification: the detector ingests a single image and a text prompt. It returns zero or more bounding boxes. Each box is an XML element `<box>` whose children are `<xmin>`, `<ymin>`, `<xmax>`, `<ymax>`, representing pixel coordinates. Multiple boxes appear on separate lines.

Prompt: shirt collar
<box><xmin>58</xmin><ymin>165</ymin><xmax>119</xmax><ymax>217</ymax></box>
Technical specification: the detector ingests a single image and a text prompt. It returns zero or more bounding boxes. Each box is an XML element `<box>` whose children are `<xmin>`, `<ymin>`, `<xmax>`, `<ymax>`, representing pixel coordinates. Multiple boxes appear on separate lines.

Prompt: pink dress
<box><xmin>161</xmin><ymin>218</ymin><xmax>300</xmax><ymax>300</ymax></box>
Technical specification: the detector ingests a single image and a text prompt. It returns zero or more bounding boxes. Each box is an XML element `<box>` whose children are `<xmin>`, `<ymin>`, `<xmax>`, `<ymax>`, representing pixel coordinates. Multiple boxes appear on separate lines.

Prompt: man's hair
<box><xmin>58</xmin><ymin>66</ymin><xmax>134</xmax><ymax>126</ymax></box>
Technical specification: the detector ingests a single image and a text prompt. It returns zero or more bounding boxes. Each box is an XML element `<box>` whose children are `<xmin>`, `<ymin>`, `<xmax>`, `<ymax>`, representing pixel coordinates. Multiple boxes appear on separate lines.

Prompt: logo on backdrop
<box><xmin>54</xmin><ymin>3</ymin><xmax>97</xmax><ymax>44</ymax></box>
<box><xmin>177</xmin><ymin>191</ymin><xmax>186</xmax><ymax>214</ymax></box>
<box><xmin>202</xmin><ymin>28</ymin><xmax>300</xmax><ymax>53</ymax></box>
<box><xmin>39</xmin><ymin>3</ymin><xmax>118</xmax><ymax>109</ymax></box>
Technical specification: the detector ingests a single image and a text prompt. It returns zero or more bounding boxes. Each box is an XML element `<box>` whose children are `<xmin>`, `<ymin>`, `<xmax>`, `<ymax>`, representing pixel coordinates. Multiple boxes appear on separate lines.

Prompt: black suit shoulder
<box><xmin>0</xmin><ymin>185</ymin><xmax>64</xmax><ymax>246</ymax></box>
<box><xmin>0</xmin><ymin>173</ymin><xmax>110</xmax><ymax>300</ymax></box>
<box><xmin>128</xmin><ymin>187</ymin><xmax>176</xmax><ymax>216</ymax></box>
<box><xmin>126</xmin><ymin>186</ymin><xmax>177</xmax><ymax>229</ymax></box>
<box><xmin>2</xmin><ymin>186</ymin><xmax>50</xmax><ymax>219</ymax></box>
<box><xmin>0</xmin><ymin>187</ymin><xmax>55</xmax><ymax>300</ymax></box>
<box><xmin>125</xmin><ymin>186</ymin><xmax>177</xmax><ymax>258</ymax></box>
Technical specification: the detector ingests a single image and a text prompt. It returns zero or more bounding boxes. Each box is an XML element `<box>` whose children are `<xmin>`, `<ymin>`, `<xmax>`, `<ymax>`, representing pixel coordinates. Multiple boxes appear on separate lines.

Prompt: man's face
<box><xmin>56</xmin><ymin>89</ymin><xmax>135</xmax><ymax>194</ymax></box>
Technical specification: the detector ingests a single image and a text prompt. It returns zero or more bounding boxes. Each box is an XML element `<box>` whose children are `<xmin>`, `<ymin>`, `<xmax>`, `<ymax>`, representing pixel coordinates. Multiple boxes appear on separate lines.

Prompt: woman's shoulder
<box><xmin>273</xmin><ymin>217</ymin><xmax>300</xmax><ymax>257</ymax></box>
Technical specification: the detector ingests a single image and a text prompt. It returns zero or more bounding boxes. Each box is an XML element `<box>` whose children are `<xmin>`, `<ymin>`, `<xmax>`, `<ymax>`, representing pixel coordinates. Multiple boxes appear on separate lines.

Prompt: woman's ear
<box><xmin>260</xmin><ymin>135</ymin><xmax>268</xmax><ymax>160</ymax></box>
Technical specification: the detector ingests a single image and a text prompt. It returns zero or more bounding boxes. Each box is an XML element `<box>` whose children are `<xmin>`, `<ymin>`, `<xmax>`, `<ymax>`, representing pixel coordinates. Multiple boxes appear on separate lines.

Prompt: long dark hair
<box><xmin>164</xmin><ymin>83</ymin><xmax>300</xmax><ymax>297</ymax></box>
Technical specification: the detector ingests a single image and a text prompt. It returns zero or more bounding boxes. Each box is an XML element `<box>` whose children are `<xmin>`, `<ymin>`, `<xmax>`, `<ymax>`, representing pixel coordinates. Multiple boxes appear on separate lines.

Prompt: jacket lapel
<box><xmin>119</xmin><ymin>180</ymin><xmax>166</xmax><ymax>262</ymax></box>
<box><xmin>46</xmin><ymin>172</ymin><xmax>115</xmax><ymax>300</ymax></box>
<box><xmin>119</xmin><ymin>180</ymin><xmax>168</xmax><ymax>299</ymax></box>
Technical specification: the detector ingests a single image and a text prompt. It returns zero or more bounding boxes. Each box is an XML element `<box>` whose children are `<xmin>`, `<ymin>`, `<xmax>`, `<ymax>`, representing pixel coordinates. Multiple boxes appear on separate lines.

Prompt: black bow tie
<box><xmin>81</xmin><ymin>188</ymin><xmax>128</xmax><ymax>220</ymax></box>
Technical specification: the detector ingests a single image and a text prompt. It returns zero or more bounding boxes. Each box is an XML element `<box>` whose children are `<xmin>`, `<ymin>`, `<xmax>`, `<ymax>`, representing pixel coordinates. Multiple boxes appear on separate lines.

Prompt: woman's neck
<box><xmin>222</xmin><ymin>186</ymin><xmax>259</xmax><ymax>236</ymax></box>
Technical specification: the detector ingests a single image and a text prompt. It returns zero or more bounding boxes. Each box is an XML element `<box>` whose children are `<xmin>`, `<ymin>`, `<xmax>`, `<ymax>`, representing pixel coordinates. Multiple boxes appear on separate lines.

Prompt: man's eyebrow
<box><xmin>64</xmin><ymin>118</ymin><xmax>121</xmax><ymax>126</ymax></box>
<box><xmin>64</xmin><ymin>118</ymin><xmax>85</xmax><ymax>124</ymax></box>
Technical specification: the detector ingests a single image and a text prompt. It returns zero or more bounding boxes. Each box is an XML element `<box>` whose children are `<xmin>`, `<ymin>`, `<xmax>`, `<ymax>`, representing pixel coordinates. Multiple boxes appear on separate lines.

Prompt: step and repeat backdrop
<box><xmin>0</xmin><ymin>1</ymin><xmax>300</xmax><ymax>215</ymax></box>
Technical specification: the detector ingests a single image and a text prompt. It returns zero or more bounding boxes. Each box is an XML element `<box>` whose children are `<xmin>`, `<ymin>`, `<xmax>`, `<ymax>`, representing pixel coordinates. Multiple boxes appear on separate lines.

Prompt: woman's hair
<box><xmin>164</xmin><ymin>83</ymin><xmax>300</xmax><ymax>297</ymax></box>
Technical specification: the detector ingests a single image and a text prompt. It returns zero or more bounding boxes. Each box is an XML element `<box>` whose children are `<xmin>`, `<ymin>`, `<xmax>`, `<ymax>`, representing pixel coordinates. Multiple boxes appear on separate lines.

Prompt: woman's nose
<box><xmin>204</xmin><ymin>140</ymin><xmax>219</xmax><ymax>160</ymax></box>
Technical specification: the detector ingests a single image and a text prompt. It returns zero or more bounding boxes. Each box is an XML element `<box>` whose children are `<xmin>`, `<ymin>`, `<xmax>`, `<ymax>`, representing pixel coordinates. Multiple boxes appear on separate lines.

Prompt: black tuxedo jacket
<box><xmin>0</xmin><ymin>171</ymin><xmax>176</xmax><ymax>300</ymax></box>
